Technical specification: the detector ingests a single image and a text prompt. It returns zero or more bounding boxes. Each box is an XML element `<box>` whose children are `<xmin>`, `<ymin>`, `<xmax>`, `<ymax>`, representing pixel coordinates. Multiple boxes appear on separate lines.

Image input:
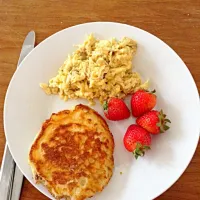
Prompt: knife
<box><xmin>0</xmin><ymin>31</ymin><xmax>35</xmax><ymax>200</ymax></box>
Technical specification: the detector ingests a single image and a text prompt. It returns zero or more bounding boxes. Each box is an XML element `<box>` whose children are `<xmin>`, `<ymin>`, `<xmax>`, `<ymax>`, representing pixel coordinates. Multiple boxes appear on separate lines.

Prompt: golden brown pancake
<box><xmin>29</xmin><ymin>104</ymin><xmax>114</xmax><ymax>200</ymax></box>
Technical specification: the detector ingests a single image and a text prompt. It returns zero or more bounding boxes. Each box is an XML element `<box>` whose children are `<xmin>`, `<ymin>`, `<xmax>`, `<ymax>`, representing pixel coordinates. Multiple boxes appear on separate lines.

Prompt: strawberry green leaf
<box><xmin>103</xmin><ymin>101</ymin><xmax>108</xmax><ymax>111</ymax></box>
<box><xmin>143</xmin><ymin>145</ymin><xmax>151</xmax><ymax>150</ymax></box>
<box><xmin>151</xmin><ymin>89</ymin><xmax>156</xmax><ymax>94</ymax></box>
<box><xmin>156</xmin><ymin>122</ymin><xmax>161</xmax><ymax>127</ymax></box>
<box><xmin>157</xmin><ymin>110</ymin><xmax>171</xmax><ymax>133</ymax></box>
<box><xmin>165</xmin><ymin>119</ymin><xmax>171</xmax><ymax>123</ymax></box>
<box><xmin>133</xmin><ymin>143</ymin><xmax>150</xmax><ymax>159</ymax></box>
<box><xmin>164</xmin><ymin>125</ymin><xmax>170</xmax><ymax>130</ymax></box>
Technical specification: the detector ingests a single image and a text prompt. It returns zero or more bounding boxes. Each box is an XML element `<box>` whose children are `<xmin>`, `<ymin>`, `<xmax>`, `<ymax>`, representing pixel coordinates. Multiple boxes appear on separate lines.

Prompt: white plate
<box><xmin>4</xmin><ymin>22</ymin><xmax>200</xmax><ymax>200</ymax></box>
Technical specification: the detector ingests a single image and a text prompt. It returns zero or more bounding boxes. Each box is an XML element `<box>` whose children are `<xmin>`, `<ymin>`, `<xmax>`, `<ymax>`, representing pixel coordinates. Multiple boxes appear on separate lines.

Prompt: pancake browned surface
<box><xmin>29</xmin><ymin>104</ymin><xmax>114</xmax><ymax>200</ymax></box>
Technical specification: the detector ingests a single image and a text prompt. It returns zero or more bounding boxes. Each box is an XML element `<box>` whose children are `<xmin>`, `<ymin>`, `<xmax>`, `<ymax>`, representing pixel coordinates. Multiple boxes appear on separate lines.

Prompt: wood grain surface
<box><xmin>0</xmin><ymin>0</ymin><xmax>200</xmax><ymax>199</ymax></box>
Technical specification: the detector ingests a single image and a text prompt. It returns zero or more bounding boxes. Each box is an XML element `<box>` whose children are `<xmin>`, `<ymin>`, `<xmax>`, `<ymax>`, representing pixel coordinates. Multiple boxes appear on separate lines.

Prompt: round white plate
<box><xmin>4</xmin><ymin>22</ymin><xmax>200</xmax><ymax>200</ymax></box>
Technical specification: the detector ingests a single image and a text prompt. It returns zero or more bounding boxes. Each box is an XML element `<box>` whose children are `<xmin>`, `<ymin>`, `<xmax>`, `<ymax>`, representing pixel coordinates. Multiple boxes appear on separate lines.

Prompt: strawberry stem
<box><xmin>151</xmin><ymin>89</ymin><xmax>156</xmax><ymax>94</ymax></box>
<box><xmin>103</xmin><ymin>101</ymin><xmax>108</xmax><ymax>111</ymax></box>
<box><xmin>144</xmin><ymin>89</ymin><xmax>156</xmax><ymax>94</ymax></box>
<box><xmin>133</xmin><ymin>143</ymin><xmax>150</xmax><ymax>159</ymax></box>
<box><xmin>156</xmin><ymin>110</ymin><xmax>171</xmax><ymax>133</ymax></box>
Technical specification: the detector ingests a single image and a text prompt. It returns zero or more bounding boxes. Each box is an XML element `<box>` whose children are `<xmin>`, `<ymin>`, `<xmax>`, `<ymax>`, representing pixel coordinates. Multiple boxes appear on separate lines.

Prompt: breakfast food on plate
<box><xmin>40</xmin><ymin>34</ymin><xmax>148</xmax><ymax>105</ymax></box>
<box><xmin>131</xmin><ymin>90</ymin><xmax>157</xmax><ymax>117</ymax></box>
<box><xmin>123</xmin><ymin>124</ymin><xmax>151</xmax><ymax>159</ymax></box>
<box><xmin>136</xmin><ymin>110</ymin><xmax>171</xmax><ymax>134</ymax></box>
<box><xmin>28</xmin><ymin>104</ymin><xmax>114</xmax><ymax>200</ymax></box>
<box><xmin>103</xmin><ymin>97</ymin><xmax>130</xmax><ymax>121</ymax></box>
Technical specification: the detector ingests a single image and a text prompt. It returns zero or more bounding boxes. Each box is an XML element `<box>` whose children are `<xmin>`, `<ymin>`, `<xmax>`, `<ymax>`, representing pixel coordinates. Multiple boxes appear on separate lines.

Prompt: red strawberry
<box><xmin>103</xmin><ymin>97</ymin><xmax>130</xmax><ymax>121</ymax></box>
<box><xmin>123</xmin><ymin>124</ymin><xmax>151</xmax><ymax>159</ymax></box>
<box><xmin>136</xmin><ymin>110</ymin><xmax>171</xmax><ymax>134</ymax></box>
<box><xmin>131</xmin><ymin>90</ymin><xmax>157</xmax><ymax>117</ymax></box>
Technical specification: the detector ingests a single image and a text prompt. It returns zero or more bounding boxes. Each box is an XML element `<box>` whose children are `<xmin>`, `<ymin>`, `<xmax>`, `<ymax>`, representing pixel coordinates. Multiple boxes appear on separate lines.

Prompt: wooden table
<box><xmin>0</xmin><ymin>0</ymin><xmax>199</xmax><ymax>199</ymax></box>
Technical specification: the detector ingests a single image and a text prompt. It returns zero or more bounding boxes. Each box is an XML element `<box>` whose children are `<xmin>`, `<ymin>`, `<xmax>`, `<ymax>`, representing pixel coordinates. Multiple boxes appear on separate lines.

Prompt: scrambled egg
<box><xmin>40</xmin><ymin>34</ymin><xmax>148</xmax><ymax>104</ymax></box>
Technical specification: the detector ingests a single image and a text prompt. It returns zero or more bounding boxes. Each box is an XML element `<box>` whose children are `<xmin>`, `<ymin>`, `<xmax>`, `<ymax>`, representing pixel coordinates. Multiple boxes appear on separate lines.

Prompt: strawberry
<box><xmin>131</xmin><ymin>90</ymin><xmax>156</xmax><ymax>117</ymax></box>
<box><xmin>103</xmin><ymin>97</ymin><xmax>130</xmax><ymax>121</ymax></box>
<box><xmin>123</xmin><ymin>124</ymin><xmax>151</xmax><ymax>159</ymax></box>
<box><xmin>136</xmin><ymin>110</ymin><xmax>171</xmax><ymax>134</ymax></box>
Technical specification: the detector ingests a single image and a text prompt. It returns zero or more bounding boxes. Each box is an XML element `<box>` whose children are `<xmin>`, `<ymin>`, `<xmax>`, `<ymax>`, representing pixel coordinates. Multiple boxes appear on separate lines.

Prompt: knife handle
<box><xmin>11</xmin><ymin>166</ymin><xmax>24</xmax><ymax>200</ymax></box>
<box><xmin>0</xmin><ymin>144</ymin><xmax>15</xmax><ymax>200</ymax></box>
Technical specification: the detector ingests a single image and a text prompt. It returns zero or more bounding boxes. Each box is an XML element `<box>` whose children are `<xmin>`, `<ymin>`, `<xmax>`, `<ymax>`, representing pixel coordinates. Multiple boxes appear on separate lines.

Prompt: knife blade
<box><xmin>0</xmin><ymin>31</ymin><xmax>35</xmax><ymax>200</ymax></box>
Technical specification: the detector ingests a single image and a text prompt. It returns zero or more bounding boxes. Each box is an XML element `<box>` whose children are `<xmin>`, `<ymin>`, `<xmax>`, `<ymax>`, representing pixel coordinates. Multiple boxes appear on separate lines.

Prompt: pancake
<box><xmin>28</xmin><ymin>104</ymin><xmax>114</xmax><ymax>200</ymax></box>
